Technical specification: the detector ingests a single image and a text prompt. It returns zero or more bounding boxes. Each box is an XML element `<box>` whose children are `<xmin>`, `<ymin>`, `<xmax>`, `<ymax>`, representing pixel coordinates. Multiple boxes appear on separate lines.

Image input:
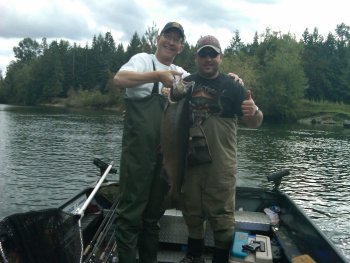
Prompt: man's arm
<box><xmin>240</xmin><ymin>90</ymin><xmax>263</xmax><ymax>128</ymax></box>
<box><xmin>113</xmin><ymin>70</ymin><xmax>182</xmax><ymax>88</ymax></box>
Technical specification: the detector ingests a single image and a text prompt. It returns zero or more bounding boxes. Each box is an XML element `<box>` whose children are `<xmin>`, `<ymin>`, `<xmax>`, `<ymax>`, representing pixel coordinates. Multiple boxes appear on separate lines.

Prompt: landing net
<box><xmin>0</xmin><ymin>208</ymin><xmax>81</xmax><ymax>263</ymax></box>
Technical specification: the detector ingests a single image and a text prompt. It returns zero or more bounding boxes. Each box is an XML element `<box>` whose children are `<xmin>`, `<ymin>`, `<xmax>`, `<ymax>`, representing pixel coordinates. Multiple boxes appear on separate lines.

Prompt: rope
<box><xmin>0</xmin><ymin>241</ymin><xmax>9</xmax><ymax>263</ymax></box>
<box><xmin>78</xmin><ymin>219</ymin><xmax>84</xmax><ymax>263</ymax></box>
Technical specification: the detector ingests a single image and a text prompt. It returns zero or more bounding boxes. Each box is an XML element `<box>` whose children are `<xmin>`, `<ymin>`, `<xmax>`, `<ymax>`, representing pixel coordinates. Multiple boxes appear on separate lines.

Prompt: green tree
<box><xmin>222</xmin><ymin>51</ymin><xmax>258</xmax><ymax>92</ymax></box>
<box><xmin>13</xmin><ymin>38</ymin><xmax>42</xmax><ymax>63</ymax></box>
<box><xmin>141</xmin><ymin>22</ymin><xmax>159</xmax><ymax>53</ymax></box>
<box><xmin>301</xmin><ymin>27</ymin><xmax>327</xmax><ymax>101</ymax></box>
<box><xmin>249</xmin><ymin>31</ymin><xmax>260</xmax><ymax>55</ymax></box>
<box><xmin>3</xmin><ymin>62</ymin><xmax>33</xmax><ymax>104</ymax></box>
<box><xmin>126</xmin><ymin>32</ymin><xmax>142</xmax><ymax>60</ymax></box>
<box><xmin>113</xmin><ymin>43</ymin><xmax>126</xmax><ymax>72</ymax></box>
<box><xmin>0</xmin><ymin>71</ymin><xmax>4</xmax><ymax>103</ymax></box>
<box><xmin>334</xmin><ymin>23</ymin><xmax>350</xmax><ymax>103</ymax></box>
<box><xmin>225</xmin><ymin>30</ymin><xmax>244</xmax><ymax>56</ymax></box>
<box><xmin>103</xmin><ymin>32</ymin><xmax>117</xmax><ymax>68</ymax></box>
<box><xmin>256</xmin><ymin>32</ymin><xmax>307</xmax><ymax>121</ymax></box>
<box><xmin>27</xmin><ymin>41</ymin><xmax>64</xmax><ymax>103</ymax></box>
<box><xmin>302</xmin><ymin>25</ymin><xmax>350</xmax><ymax>103</ymax></box>
<box><xmin>174</xmin><ymin>42</ymin><xmax>196</xmax><ymax>73</ymax></box>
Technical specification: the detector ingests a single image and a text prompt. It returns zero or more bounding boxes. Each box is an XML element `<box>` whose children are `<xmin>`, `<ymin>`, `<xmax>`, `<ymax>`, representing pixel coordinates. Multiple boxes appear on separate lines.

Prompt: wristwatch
<box><xmin>254</xmin><ymin>106</ymin><xmax>260</xmax><ymax>117</ymax></box>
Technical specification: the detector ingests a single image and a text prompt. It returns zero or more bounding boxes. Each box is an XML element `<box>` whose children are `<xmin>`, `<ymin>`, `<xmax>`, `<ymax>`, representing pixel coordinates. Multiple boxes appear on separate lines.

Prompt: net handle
<box><xmin>76</xmin><ymin>161</ymin><xmax>114</xmax><ymax>218</ymax></box>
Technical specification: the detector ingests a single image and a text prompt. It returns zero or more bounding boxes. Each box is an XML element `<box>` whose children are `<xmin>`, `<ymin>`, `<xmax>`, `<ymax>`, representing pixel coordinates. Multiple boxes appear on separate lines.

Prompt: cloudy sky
<box><xmin>0</xmin><ymin>0</ymin><xmax>349</xmax><ymax>76</ymax></box>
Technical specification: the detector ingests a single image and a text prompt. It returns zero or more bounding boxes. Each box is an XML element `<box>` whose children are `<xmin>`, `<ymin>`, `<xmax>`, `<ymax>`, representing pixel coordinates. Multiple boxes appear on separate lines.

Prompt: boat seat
<box><xmin>159</xmin><ymin>210</ymin><xmax>271</xmax><ymax>247</ymax></box>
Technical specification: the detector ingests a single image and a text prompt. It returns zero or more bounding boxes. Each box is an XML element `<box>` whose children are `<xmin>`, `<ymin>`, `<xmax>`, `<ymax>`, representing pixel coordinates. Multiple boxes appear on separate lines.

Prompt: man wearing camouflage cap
<box><xmin>179</xmin><ymin>35</ymin><xmax>263</xmax><ymax>263</ymax></box>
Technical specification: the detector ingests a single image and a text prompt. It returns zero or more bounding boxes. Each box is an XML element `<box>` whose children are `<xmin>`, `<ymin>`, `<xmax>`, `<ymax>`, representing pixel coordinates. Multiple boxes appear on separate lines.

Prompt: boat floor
<box><xmin>157</xmin><ymin>247</ymin><xmax>212</xmax><ymax>262</ymax></box>
<box><xmin>61</xmin><ymin>183</ymin><xmax>348</xmax><ymax>263</ymax></box>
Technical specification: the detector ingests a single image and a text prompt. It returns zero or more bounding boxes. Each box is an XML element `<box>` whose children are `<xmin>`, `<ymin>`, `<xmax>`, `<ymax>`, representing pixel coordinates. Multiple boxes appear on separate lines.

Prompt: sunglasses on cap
<box><xmin>197</xmin><ymin>49</ymin><xmax>220</xmax><ymax>58</ymax></box>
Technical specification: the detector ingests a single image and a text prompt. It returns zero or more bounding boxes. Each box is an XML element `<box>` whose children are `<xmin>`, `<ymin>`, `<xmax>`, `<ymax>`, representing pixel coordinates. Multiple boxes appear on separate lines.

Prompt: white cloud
<box><xmin>0</xmin><ymin>0</ymin><xmax>349</xmax><ymax>76</ymax></box>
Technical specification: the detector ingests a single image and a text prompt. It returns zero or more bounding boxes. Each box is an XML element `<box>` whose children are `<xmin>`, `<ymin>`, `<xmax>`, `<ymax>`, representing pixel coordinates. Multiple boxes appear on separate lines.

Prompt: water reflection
<box><xmin>237</xmin><ymin>123</ymin><xmax>350</xmax><ymax>259</ymax></box>
<box><xmin>0</xmin><ymin>105</ymin><xmax>349</xmax><ymax>260</ymax></box>
<box><xmin>0</xmin><ymin>104</ymin><xmax>122</xmax><ymax>217</ymax></box>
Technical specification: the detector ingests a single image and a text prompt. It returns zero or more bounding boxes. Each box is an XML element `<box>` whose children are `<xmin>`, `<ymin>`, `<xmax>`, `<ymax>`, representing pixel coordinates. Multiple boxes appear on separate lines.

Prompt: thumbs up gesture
<box><xmin>241</xmin><ymin>90</ymin><xmax>258</xmax><ymax>117</ymax></box>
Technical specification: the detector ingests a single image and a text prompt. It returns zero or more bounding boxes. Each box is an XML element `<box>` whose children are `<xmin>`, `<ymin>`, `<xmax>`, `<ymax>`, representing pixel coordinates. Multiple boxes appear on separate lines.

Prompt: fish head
<box><xmin>170</xmin><ymin>77</ymin><xmax>195</xmax><ymax>102</ymax></box>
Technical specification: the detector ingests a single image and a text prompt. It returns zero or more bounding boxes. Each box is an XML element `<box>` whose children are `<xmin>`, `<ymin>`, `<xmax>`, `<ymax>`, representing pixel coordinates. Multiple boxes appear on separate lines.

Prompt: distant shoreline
<box><xmin>35</xmin><ymin>97</ymin><xmax>350</xmax><ymax>129</ymax></box>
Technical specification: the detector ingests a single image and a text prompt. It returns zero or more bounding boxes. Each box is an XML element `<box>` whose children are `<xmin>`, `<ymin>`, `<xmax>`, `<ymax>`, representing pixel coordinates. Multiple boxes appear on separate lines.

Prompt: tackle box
<box><xmin>230</xmin><ymin>232</ymin><xmax>272</xmax><ymax>263</ymax></box>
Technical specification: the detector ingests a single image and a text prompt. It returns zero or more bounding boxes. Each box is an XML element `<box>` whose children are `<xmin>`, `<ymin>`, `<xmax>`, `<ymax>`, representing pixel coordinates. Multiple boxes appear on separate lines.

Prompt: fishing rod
<box><xmin>83</xmin><ymin>202</ymin><xmax>118</xmax><ymax>262</ymax></box>
<box><xmin>103</xmin><ymin>242</ymin><xmax>118</xmax><ymax>263</ymax></box>
<box><xmin>83</xmin><ymin>197</ymin><xmax>119</xmax><ymax>257</ymax></box>
<box><xmin>98</xmin><ymin>227</ymin><xmax>117</xmax><ymax>262</ymax></box>
<box><xmin>85</xmin><ymin>207</ymin><xmax>118</xmax><ymax>262</ymax></box>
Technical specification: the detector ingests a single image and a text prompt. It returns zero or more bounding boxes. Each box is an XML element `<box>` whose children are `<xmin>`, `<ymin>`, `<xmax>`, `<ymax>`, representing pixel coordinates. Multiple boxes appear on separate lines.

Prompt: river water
<box><xmin>0</xmin><ymin>103</ymin><xmax>349</xmax><ymax>260</ymax></box>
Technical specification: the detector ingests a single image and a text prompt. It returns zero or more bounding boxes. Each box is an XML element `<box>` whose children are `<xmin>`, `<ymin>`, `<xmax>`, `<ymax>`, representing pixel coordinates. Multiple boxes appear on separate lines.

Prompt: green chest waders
<box><xmin>117</xmin><ymin>74</ymin><xmax>168</xmax><ymax>263</ymax></box>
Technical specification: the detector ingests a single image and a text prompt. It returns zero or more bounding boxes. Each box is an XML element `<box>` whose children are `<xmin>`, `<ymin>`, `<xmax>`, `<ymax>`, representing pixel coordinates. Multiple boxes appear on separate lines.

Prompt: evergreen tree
<box><xmin>225</xmin><ymin>30</ymin><xmax>244</xmax><ymax>56</ymax></box>
<box><xmin>142</xmin><ymin>22</ymin><xmax>159</xmax><ymax>53</ymax></box>
<box><xmin>3</xmin><ymin>22</ymin><xmax>350</xmax><ymax>111</ymax></box>
<box><xmin>174</xmin><ymin>42</ymin><xmax>196</xmax><ymax>73</ymax></box>
<box><xmin>126</xmin><ymin>32</ymin><xmax>142</xmax><ymax>61</ymax></box>
<box><xmin>113</xmin><ymin>43</ymin><xmax>126</xmax><ymax>72</ymax></box>
<box><xmin>13</xmin><ymin>38</ymin><xmax>42</xmax><ymax>63</ymax></box>
<box><xmin>302</xmin><ymin>27</ymin><xmax>327</xmax><ymax>101</ymax></box>
<box><xmin>334</xmin><ymin>23</ymin><xmax>350</xmax><ymax>103</ymax></box>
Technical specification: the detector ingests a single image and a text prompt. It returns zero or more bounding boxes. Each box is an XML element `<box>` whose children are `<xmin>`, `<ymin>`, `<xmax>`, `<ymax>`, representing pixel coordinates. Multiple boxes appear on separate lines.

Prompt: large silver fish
<box><xmin>160</xmin><ymin>78</ymin><xmax>194</xmax><ymax>209</ymax></box>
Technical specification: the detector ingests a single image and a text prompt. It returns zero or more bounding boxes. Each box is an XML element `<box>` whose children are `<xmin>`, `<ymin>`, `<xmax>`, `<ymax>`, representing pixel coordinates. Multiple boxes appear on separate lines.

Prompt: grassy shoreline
<box><xmin>295</xmin><ymin>99</ymin><xmax>350</xmax><ymax>127</ymax></box>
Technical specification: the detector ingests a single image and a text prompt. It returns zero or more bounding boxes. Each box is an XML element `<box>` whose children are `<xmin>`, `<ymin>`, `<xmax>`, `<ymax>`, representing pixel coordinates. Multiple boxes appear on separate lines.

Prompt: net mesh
<box><xmin>0</xmin><ymin>208</ymin><xmax>81</xmax><ymax>263</ymax></box>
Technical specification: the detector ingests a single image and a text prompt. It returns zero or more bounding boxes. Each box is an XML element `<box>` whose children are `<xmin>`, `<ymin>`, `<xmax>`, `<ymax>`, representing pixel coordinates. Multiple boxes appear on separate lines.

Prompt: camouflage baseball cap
<box><xmin>196</xmin><ymin>35</ymin><xmax>221</xmax><ymax>54</ymax></box>
<box><xmin>160</xmin><ymin>22</ymin><xmax>185</xmax><ymax>38</ymax></box>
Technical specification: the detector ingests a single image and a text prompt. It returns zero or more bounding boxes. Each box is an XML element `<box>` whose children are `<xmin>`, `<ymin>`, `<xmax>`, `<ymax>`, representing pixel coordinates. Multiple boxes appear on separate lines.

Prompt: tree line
<box><xmin>0</xmin><ymin>22</ymin><xmax>349</xmax><ymax>121</ymax></box>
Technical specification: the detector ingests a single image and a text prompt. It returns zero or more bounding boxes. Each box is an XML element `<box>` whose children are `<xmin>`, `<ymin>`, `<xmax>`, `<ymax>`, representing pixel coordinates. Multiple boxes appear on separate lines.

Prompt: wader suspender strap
<box><xmin>151</xmin><ymin>60</ymin><xmax>159</xmax><ymax>94</ymax></box>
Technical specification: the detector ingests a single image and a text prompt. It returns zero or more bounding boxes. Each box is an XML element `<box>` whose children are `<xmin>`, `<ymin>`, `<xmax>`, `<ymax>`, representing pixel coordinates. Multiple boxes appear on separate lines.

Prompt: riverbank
<box><xmin>42</xmin><ymin>97</ymin><xmax>350</xmax><ymax>128</ymax></box>
<box><xmin>297</xmin><ymin>114</ymin><xmax>350</xmax><ymax>127</ymax></box>
<box><xmin>295</xmin><ymin>100</ymin><xmax>350</xmax><ymax>128</ymax></box>
<box><xmin>38</xmin><ymin>96</ymin><xmax>350</xmax><ymax>129</ymax></box>
<box><xmin>40</xmin><ymin>97</ymin><xmax>122</xmax><ymax>112</ymax></box>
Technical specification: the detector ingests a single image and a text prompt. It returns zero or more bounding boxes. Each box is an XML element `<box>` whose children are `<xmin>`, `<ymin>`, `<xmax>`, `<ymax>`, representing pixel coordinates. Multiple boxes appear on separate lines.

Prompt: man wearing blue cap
<box><xmin>113</xmin><ymin>22</ymin><xmax>189</xmax><ymax>263</ymax></box>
